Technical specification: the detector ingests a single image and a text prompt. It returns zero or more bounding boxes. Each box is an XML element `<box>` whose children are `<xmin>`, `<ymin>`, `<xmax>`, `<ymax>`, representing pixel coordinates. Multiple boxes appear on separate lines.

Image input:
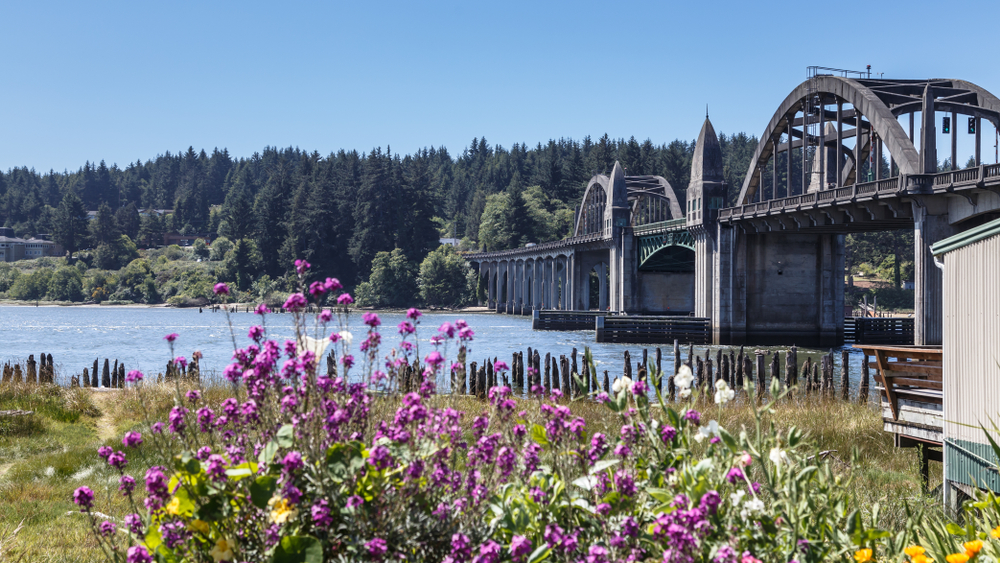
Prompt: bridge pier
<box><xmin>913</xmin><ymin>205</ymin><xmax>959</xmax><ymax>345</ymax></box>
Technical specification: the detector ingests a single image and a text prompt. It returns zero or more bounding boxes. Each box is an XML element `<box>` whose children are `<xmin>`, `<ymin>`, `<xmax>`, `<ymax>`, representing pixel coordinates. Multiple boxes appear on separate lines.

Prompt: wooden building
<box><xmin>931</xmin><ymin>217</ymin><xmax>1000</xmax><ymax>506</ymax></box>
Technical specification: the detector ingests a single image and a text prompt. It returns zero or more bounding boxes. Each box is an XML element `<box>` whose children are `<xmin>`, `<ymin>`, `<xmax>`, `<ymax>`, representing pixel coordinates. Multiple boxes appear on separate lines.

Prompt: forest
<box><xmin>0</xmin><ymin>132</ymin><xmax>914</xmax><ymax>308</ymax></box>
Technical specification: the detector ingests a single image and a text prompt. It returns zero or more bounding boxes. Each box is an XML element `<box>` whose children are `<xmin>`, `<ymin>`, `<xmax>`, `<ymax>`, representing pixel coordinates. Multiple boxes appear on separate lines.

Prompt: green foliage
<box><xmin>418</xmin><ymin>245</ymin><xmax>474</xmax><ymax>307</ymax></box>
<box><xmin>52</xmin><ymin>190</ymin><xmax>88</xmax><ymax>258</ymax></box>
<box><xmin>0</xmin><ymin>263</ymin><xmax>20</xmax><ymax>292</ymax></box>
<box><xmin>219</xmin><ymin>238</ymin><xmax>262</xmax><ymax>291</ymax></box>
<box><xmin>94</xmin><ymin>235</ymin><xmax>139</xmax><ymax>270</ymax></box>
<box><xmin>46</xmin><ymin>265</ymin><xmax>84</xmax><ymax>301</ymax></box>
<box><xmin>477</xmin><ymin>192</ymin><xmax>515</xmax><ymax>251</ymax></box>
<box><xmin>192</xmin><ymin>238</ymin><xmax>210</xmax><ymax>259</ymax></box>
<box><xmin>209</xmin><ymin>236</ymin><xmax>232</xmax><ymax>261</ymax></box>
<box><xmin>8</xmin><ymin>268</ymin><xmax>52</xmax><ymax>300</ymax></box>
<box><xmin>354</xmin><ymin>248</ymin><xmax>417</xmax><ymax>308</ymax></box>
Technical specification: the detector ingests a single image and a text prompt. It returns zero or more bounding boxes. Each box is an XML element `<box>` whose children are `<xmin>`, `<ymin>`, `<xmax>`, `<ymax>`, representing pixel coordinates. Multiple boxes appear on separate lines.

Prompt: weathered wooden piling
<box><xmin>102</xmin><ymin>359</ymin><xmax>111</xmax><ymax>388</ymax></box>
<box><xmin>755</xmin><ymin>350</ymin><xmax>766</xmax><ymax>400</ymax></box>
<box><xmin>812</xmin><ymin>363</ymin><xmax>820</xmax><ymax>392</ymax></box>
<box><xmin>706</xmin><ymin>356</ymin><xmax>714</xmax><ymax>391</ymax></box>
<box><xmin>743</xmin><ymin>355</ymin><xmax>753</xmax><ymax>394</ymax></box>
<box><xmin>769</xmin><ymin>353</ymin><xmax>779</xmax><ymax>392</ymax></box>
<box><xmin>671</xmin><ymin>339</ymin><xmax>680</xmax><ymax>400</ymax></box>
<box><xmin>469</xmin><ymin>362</ymin><xmax>478</xmax><ymax>396</ymax></box>
<box><xmin>533</xmin><ymin>350</ymin><xmax>541</xmax><ymax>390</ymax></box>
<box><xmin>81</xmin><ymin>368</ymin><xmax>89</xmax><ymax>387</ymax></box>
<box><xmin>13</xmin><ymin>365</ymin><xmax>22</xmax><ymax>383</ymax></box>
<box><xmin>26</xmin><ymin>355</ymin><xmax>37</xmax><ymax>384</ymax></box>
<box><xmin>92</xmin><ymin>359</ymin><xmax>99</xmax><ymax>387</ymax></box>
<box><xmin>71</xmin><ymin>375</ymin><xmax>79</xmax><ymax>387</ymax></box>
<box><xmin>840</xmin><ymin>350</ymin><xmax>850</xmax><ymax>401</ymax></box>
<box><xmin>859</xmin><ymin>354</ymin><xmax>870</xmax><ymax>404</ymax></box>
<box><xmin>623</xmin><ymin>351</ymin><xmax>632</xmax><ymax>380</ymax></box>
<box><xmin>603</xmin><ymin>370</ymin><xmax>610</xmax><ymax>394</ymax></box>
<box><xmin>46</xmin><ymin>353</ymin><xmax>54</xmax><ymax>384</ymax></box>
<box><xmin>544</xmin><ymin>353</ymin><xmax>551</xmax><ymax>391</ymax></box>
<box><xmin>721</xmin><ymin>352</ymin><xmax>730</xmax><ymax>388</ymax></box>
<box><xmin>478</xmin><ymin>364</ymin><xmax>487</xmax><ymax>397</ymax></box>
<box><xmin>560</xmin><ymin>356</ymin><xmax>570</xmax><ymax>397</ymax></box>
<box><xmin>695</xmin><ymin>356</ymin><xmax>704</xmax><ymax>388</ymax></box>
<box><xmin>655</xmin><ymin>348</ymin><xmax>663</xmax><ymax>389</ymax></box>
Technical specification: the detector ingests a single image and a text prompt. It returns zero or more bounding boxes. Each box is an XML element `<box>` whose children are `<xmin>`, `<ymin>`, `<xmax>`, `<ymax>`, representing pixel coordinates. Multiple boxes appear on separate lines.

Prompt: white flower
<box><xmin>768</xmin><ymin>447</ymin><xmax>789</xmax><ymax>465</ymax></box>
<box><xmin>714</xmin><ymin>379</ymin><xmax>735</xmax><ymax>404</ymax></box>
<box><xmin>679</xmin><ymin>387</ymin><xmax>692</xmax><ymax>399</ymax></box>
<box><xmin>740</xmin><ymin>497</ymin><xmax>765</xmax><ymax>519</ymax></box>
<box><xmin>674</xmin><ymin>365</ymin><xmax>694</xmax><ymax>390</ymax></box>
<box><xmin>698</xmin><ymin>420</ymin><xmax>721</xmax><ymax>442</ymax></box>
<box><xmin>729</xmin><ymin>490</ymin><xmax>745</xmax><ymax>507</ymax></box>
<box><xmin>297</xmin><ymin>335</ymin><xmax>330</xmax><ymax>359</ymax></box>
<box><xmin>338</xmin><ymin>331</ymin><xmax>353</xmax><ymax>345</ymax></box>
<box><xmin>612</xmin><ymin>376</ymin><xmax>633</xmax><ymax>395</ymax></box>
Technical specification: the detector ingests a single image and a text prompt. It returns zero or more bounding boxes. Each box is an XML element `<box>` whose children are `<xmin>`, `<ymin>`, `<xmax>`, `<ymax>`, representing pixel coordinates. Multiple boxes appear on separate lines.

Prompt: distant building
<box><xmin>163</xmin><ymin>232</ymin><xmax>214</xmax><ymax>247</ymax></box>
<box><xmin>0</xmin><ymin>229</ymin><xmax>63</xmax><ymax>262</ymax></box>
<box><xmin>439</xmin><ymin>238</ymin><xmax>461</xmax><ymax>247</ymax></box>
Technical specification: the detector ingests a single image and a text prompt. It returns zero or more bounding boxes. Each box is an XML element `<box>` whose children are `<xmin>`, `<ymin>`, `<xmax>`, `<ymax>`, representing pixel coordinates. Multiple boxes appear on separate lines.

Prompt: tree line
<box><xmin>0</xmin><ymin>134</ymin><xmax>763</xmax><ymax>289</ymax></box>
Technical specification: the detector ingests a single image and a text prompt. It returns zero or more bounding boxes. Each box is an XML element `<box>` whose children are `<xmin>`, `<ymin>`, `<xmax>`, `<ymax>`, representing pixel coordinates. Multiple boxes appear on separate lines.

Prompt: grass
<box><xmin>0</xmin><ymin>381</ymin><xmax>942</xmax><ymax>562</ymax></box>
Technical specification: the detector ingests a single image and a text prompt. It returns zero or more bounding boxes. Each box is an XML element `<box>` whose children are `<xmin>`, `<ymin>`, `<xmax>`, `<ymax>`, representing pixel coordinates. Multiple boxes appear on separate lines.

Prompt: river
<box><xmin>0</xmin><ymin>305</ymin><xmax>872</xmax><ymax>395</ymax></box>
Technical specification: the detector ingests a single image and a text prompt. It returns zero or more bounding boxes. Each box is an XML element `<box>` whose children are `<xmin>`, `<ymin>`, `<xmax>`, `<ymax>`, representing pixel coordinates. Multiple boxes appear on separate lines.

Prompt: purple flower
<box><xmin>363</xmin><ymin>312</ymin><xmax>381</xmax><ymax>327</ymax></box>
<box><xmin>595</xmin><ymin>391</ymin><xmax>610</xmax><ymax>403</ymax></box>
<box><xmin>254</xmin><ymin>303</ymin><xmax>269</xmax><ymax>315</ymax></box>
<box><xmin>213</xmin><ymin>282</ymin><xmax>230</xmax><ymax>296</ymax></box>
<box><xmin>151</xmin><ymin>422</ymin><xmax>164</xmax><ymax>434</ymax></box>
<box><xmin>368</xmin><ymin>445</ymin><xmax>393</xmax><ymax>470</ymax></box>
<box><xmin>424</xmin><ymin>351</ymin><xmax>445</xmax><ymax>370</ymax></box>
<box><xmin>119</xmin><ymin>474</ymin><xmax>136</xmax><ymax>496</ymax></box>
<box><xmin>122</xmin><ymin>431</ymin><xmax>143</xmax><ymax>449</ymax></box>
<box><xmin>660</xmin><ymin>424</ymin><xmax>677</xmax><ymax>443</ymax></box>
<box><xmin>510</xmin><ymin>536</ymin><xmax>532</xmax><ymax>560</ymax></box>
<box><xmin>124</xmin><ymin>513</ymin><xmax>143</xmax><ymax>535</ymax></box>
<box><xmin>749</xmin><ymin>481</ymin><xmax>761</xmax><ymax>495</ymax></box>
<box><xmin>168</xmin><ymin>406</ymin><xmax>188</xmax><ymax>434</ymax></box>
<box><xmin>632</xmin><ymin>379</ymin><xmax>648</xmax><ymax>395</ymax></box>
<box><xmin>72</xmin><ymin>486</ymin><xmax>94</xmax><ymax>511</ymax></box>
<box><xmin>294</xmin><ymin>259</ymin><xmax>311</xmax><ymax>275</ymax></box>
<box><xmin>311</xmin><ymin>499</ymin><xmax>333</xmax><ymax>528</ymax></box>
<box><xmin>324</xmin><ymin>277</ymin><xmax>342</xmax><ymax>292</ymax></box>
<box><xmin>205</xmin><ymin>455</ymin><xmax>227</xmax><ymax>482</ymax></box>
<box><xmin>366</xmin><ymin>538</ymin><xmax>387</xmax><ymax>558</ymax></box>
<box><xmin>478</xmin><ymin>540</ymin><xmax>501</xmax><ymax>563</ymax></box>
<box><xmin>185</xmin><ymin>389</ymin><xmax>201</xmax><ymax>403</ymax></box>
<box><xmin>248</xmin><ymin>325</ymin><xmax>264</xmax><ymax>341</ymax></box>
<box><xmin>346</xmin><ymin>495</ymin><xmax>364</xmax><ymax>508</ymax></box>
<box><xmin>397</xmin><ymin>321</ymin><xmax>415</xmax><ymax>335</ymax></box>
<box><xmin>727</xmin><ymin>467</ymin><xmax>745</xmax><ymax>484</ymax></box>
<box><xmin>596</xmin><ymin>502</ymin><xmax>611</xmax><ymax>515</ymax></box>
<box><xmin>336</xmin><ymin>293</ymin><xmax>353</xmax><ymax>305</ymax></box>
<box><xmin>614</xmin><ymin>470</ymin><xmax>636</xmax><ymax>496</ymax></box>
<box><xmin>99</xmin><ymin>520</ymin><xmax>116</xmax><ymax>536</ymax></box>
<box><xmin>406</xmin><ymin>308</ymin><xmax>422</xmax><ymax>320</ymax></box>
<box><xmin>308</xmin><ymin>281</ymin><xmax>327</xmax><ymax>297</ymax></box>
<box><xmin>319</xmin><ymin>309</ymin><xmax>332</xmax><ymax>323</ymax></box>
<box><xmin>163</xmin><ymin>333</ymin><xmax>178</xmax><ymax>343</ymax></box>
<box><xmin>451</xmin><ymin>533</ymin><xmax>472</xmax><ymax>561</ymax></box>
<box><xmin>174</xmin><ymin>356</ymin><xmax>187</xmax><ymax>370</ymax></box>
<box><xmin>438</xmin><ymin>322</ymin><xmax>455</xmax><ymax>338</ymax></box>
<box><xmin>283</xmin><ymin>451</ymin><xmax>304</xmax><ymax>473</ymax></box>
<box><xmin>125</xmin><ymin>370</ymin><xmax>143</xmax><ymax>383</ymax></box>
<box><xmin>684</xmin><ymin>409</ymin><xmax>701</xmax><ymax>425</ymax></box>
<box><xmin>493</xmin><ymin>360</ymin><xmax>509</xmax><ymax>373</ymax></box>
<box><xmin>700</xmin><ymin>490</ymin><xmax>721</xmax><ymax>514</ymax></box>
<box><xmin>284</xmin><ymin>293</ymin><xmax>307</xmax><ymax>312</ymax></box>
<box><xmin>107</xmin><ymin>450</ymin><xmax>128</xmax><ymax>470</ymax></box>
<box><xmin>126</xmin><ymin>545</ymin><xmax>153</xmax><ymax>563</ymax></box>
<box><xmin>98</xmin><ymin>446</ymin><xmax>113</xmax><ymax>459</ymax></box>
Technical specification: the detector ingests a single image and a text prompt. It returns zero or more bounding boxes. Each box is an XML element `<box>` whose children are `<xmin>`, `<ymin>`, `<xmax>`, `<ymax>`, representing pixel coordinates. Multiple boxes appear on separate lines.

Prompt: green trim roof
<box><xmin>931</xmin><ymin>217</ymin><xmax>1000</xmax><ymax>256</ymax></box>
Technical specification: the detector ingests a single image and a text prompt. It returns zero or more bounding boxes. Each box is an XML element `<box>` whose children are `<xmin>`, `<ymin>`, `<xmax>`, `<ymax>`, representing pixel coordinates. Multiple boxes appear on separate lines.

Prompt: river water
<box><xmin>0</xmin><ymin>306</ymin><xmax>872</xmax><ymax>395</ymax></box>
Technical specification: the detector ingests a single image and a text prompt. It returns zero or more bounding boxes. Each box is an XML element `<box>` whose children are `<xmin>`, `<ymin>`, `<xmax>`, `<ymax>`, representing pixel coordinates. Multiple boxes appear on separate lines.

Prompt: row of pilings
<box><xmin>1</xmin><ymin>353</ymin><xmax>55</xmax><ymax>385</ymax></box>
<box><xmin>433</xmin><ymin>342</ymin><xmax>872</xmax><ymax>404</ymax></box>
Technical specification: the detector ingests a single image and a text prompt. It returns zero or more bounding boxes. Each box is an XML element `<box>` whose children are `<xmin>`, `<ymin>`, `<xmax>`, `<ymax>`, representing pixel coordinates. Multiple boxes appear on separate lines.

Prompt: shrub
<box><xmin>47</xmin><ymin>265</ymin><xmax>84</xmax><ymax>301</ymax></box>
<box><xmin>355</xmin><ymin>247</ymin><xmax>417</xmax><ymax>307</ymax></box>
<box><xmin>8</xmin><ymin>268</ymin><xmax>52</xmax><ymax>300</ymax></box>
<box><xmin>209</xmin><ymin>236</ymin><xmax>233</xmax><ymax>261</ymax></box>
<box><xmin>418</xmin><ymin>244</ymin><xmax>474</xmax><ymax>307</ymax></box>
<box><xmin>192</xmin><ymin>238</ymin><xmax>210</xmax><ymax>259</ymax></box>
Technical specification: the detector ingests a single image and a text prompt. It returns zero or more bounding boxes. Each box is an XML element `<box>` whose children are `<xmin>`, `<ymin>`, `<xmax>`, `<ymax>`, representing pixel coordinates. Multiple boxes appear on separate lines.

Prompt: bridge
<box><xmin>467</xmin><ymin>75</ymin><xmax>1000</xmax><ymax>347</ymax></box>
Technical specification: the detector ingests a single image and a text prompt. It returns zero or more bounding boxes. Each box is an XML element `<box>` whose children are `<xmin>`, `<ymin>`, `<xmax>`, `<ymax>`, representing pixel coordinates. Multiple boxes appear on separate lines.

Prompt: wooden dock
<box><xmin>854</xmin><ymin>344</ymin><xmax>942</xmax><ymax>484</ymax></box>
<box><xmin>532</xmin><ymin>310</ymin><xmax>608</xmax><ymax>331</ymax></box>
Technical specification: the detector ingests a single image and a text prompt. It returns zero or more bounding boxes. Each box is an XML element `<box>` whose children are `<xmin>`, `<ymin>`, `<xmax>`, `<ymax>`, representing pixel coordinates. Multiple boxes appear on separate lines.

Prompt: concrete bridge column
<box><xmin>913</xmin><ymin>206</ymin><xmax>960</xmax><ymax>345</ymax></box>
<box><xmin>598</xmin><ymin>262</ymin><xmax>608</xmax><ymax>311</ymax></box>
<box><xmin>532</xmin><ymin>260</ymin><xmax>542</xmax><ymax>310</ymax></box>
<box><xmin>513</xmin><ymin>260</ymin><xmax>522</xmax><ymax>313</ymax></box>
<box><xmin>506</xmin><ymin>260</ymin><xmax>515</xmax><ymax>314</ymax></box>
<box><xmin>693</xmin><ymin>228</ymin><xmax>715</xmax><ymax>318</ymax></box>
<box><xmin>559</xmin><ymin>256</ymin><xmax>568</xmax><ymax>310</ymax></box>
<box><xmin>548</xmin><ymin>258</ymin><xmax>557</xmax><ymax>310</ymax></box>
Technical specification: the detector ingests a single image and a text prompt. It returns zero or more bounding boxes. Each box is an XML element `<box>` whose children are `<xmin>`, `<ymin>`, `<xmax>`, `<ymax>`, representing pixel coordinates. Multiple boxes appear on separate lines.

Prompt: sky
<box><xmin>2</xmin><ymin>0</ymin><xmax>999</xmax><ymax>172</ymax></box>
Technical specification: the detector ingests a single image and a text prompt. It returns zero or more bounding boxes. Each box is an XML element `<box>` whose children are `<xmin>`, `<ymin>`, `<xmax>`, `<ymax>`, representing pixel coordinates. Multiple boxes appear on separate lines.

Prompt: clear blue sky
<box><xmin>2</xmin><ymin>0</ymin><xmax>998</xmax><ymax>172</ymax></box>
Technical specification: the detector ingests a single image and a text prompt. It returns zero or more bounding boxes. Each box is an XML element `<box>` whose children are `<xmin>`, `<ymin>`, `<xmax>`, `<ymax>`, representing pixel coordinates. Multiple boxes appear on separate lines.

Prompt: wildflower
<box><xmin>740</xmin><ymin>497</ymin><xmax>765</xmax><ymax>519</ymax></box>
<box><xmin>163</xmin><ymin>333</ymin><xmax>178</xmax><ymax>342</ymax></box>
<box><xmin>726</xmin><ymin>467</ymin><xmax>745</xmax><ymax>484</ymax></box>
<box><xmin>715</xmin><ymin>378</ymin><xmax>735</xmax><ymax>404</ymax></box>
<box><xmin>124</xmin><ymin>513</ymin><xmax>143</xmax><ymax>535</ymax></box>
<box><xmin>268</xmin><ymin>497</ymin><xmax>297</xmax><ymax>524</ymax></box>
<box><xmin>366</xmin><ymin>538</ymin><xmax>388</xmax><ymax>558</ymax></box>
<box><xmin>992</xmin><ymin>525</ymin><xmax>1000</xmax><ymax>539</ymax></box>
<box><xmin>684</xmin><ymin>409</ymin><xmax>701</xmax><ymax>425</ymax></box>
<box><xmin>254</xmin><ymin>303</ymin><xmax>269</xmax><ymax>315</ymax></box>
<box><xmin>324</xmin><ymin>277</ymin><xmax>342</xmax><ymax>291</ymax></box>
<box><xmin>612</xmin><ymin>376</ymin><xmax>632</xmax><ymax>394</ymax></box>
<box><xmin>213</xmin><ymin>282</ymin><xmax>230</xmax><ymax>295</ymax></box>
<box><xmin>188</xmin><ymin>519</ymin><xmax>210</xmax><ymax>535</ymax></box>
<box><xmin>854</xmin><ymin>549</ymin><xmax>874</xmax><ymax>563</ymax></box>
<box><xmin>596</xmin><ymin>391</ymin><xmax>610</xmax><ymax>403</ymax></box>
<box><xmin>596</xmin><ymin>502</ymin><xmax>611</xmax><ymax>515</ymax></box>
<box><xmin>282</xmin><ymin>451</ymin><xmax>303</xmax><ymax>473</ymax></box>
<box><xmin>283</xmin><ymin>293</ymin><xmax>307</xmax><ymax>311</ymax></box>
<box><xmin>72</xmin><ymin>486</ymin><xmax>94</xmax><ymax>511</ymax></box>
<box><xmin>210</xmin><ymin>537</ymin><xmax>235</xmax><ymax>562</ymax></box>
<box><xmin>674</xmin><ymin>364</ymin><xmax>695</xmax><ymax>389</ymax></box>
<box><xmin>311</xmin><ymin>499</ymin><xmax>333</xmax><ymax>528</ymax></box>
<box><xmin>739</xmin><ymin>451</ymin><xmax>753</xmax><ymax>467</ymax></box>
<box><xmin>742</xmin><ymin>553</ymin><xmax>763</xmax><ymax>563</ymax></box>
<box><xmin>964</xmin><ymin>541</ymin><xmax>982</xmax><ymax>557</ymax></box>
<box><xmin>125</xmin><ymin>370</ymin><xmax>143</xmax><ymax>383</ymax></box>
<box><xmin>337</xmin><ymin>330</ymin><xmax>353</xmax><ymax>345</ymax></box>
<box><xmin>119</xmin><ymin>474</ymin><xmax>136</xmax><ymax>495</ymax></box>
<box><xmin>438</xmin><ymin>322</ymin><xmax>455</xmax><ymax>338</ymax></box>
<box><xmin>174</xmin><ymin>356</ymin><xmax>187</xmax><ymax>370</ymax></box>
<box><xmin>769</xmin><ymin>447</ymin><xmax>789</xmax><ymax>465</ymax></box>
<box><xmin>407</xmin><ymin>308</ymin><xmax>422</xmax><ymax>320</ymax></box>
<box><xmin>107</xmin><ymin>450</ymin><xmax>128</xmax><ymax>470</ymax></box>
<box><xmin>318</xmin><ymin>309</ymin><xmax>332</xmax><ymax>323</ymax></box>
<box><xmin>336</xmin><ymin>293</ymin><xmax>354</xmax><ymax>305</ymax></box>
<box><xmin>913</xmin><ymin>556</ymin><xmax>933</xmax><ymax>563</ymax></box>
<box><xmin>425</xmin><ymin>351</ymin><xmax>445</xmax><ymax>370</ymax></box>
<box><xmin>510</xmin><ymin>535</ymin><xmax>532</xmax><ymax>560</ymax></box>
<box><xmin>494</xmin><ymin>360</ymin><xmax>509</xmax><ymax>373</ymax></box>
<box><xmin>631</xmin><ymin>379</ymin><xmax>648</xmax><ymax>395</ymax></box>
<box><xmin>294</xmin><ymin>259</ymin><xmax>311</xmax><ymax>275</ymax></box>
<box><xmin>398</xmin><ymin>321</ymin><xmax>415</xmax><ymax>335</ymax></box>
<box><xmin>660</xmin><ymin>424</ymin><xmax>677</xmax><ymax>443</ymax></box>
<box><xmin>906</xmin><ymin>547</ymin><xmax>926</xmax><ymax>558</ymax></box>
<box><xmin>363</xmin><ymin>312</ymin><xmax>381</xmax><ymax>327</ymax></box>
<box><xmin>98</xmin><ymin>446</ymin><xmax>113</xmax><ymax>459</ymax></box>
<box><xmin>946</xmin><ymin>555</ymin><xmax>970</xmax><ymax>563</ymax></box>
<box><xmin>346</xmin><ymin>495</ymin><xmax>364</xmax><ymax>508</ymax></box>
<box><xmin>126</xmin><ymin>546</ymin><xmax>153</xmax><ymax>563</ymax></box>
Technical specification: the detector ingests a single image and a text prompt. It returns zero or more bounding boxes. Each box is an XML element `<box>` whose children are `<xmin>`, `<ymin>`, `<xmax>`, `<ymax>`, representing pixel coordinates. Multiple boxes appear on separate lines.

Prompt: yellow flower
<box><xmin>946</xmin><ymin>553</ymin><xmax>970</xmax><ymax>563</ymax></box>
<box><xmin>906</xmin><ymin>546</ymin><xmax>927</xmax><ymax>558</ymax></box>
<box><xmin>267</xmin><ymin>497</ymin><xmax>297</xmax><ymax>524</ymax></box>
<box><xmin>992</xmin><ymin>525</ymin><xmax>1000</xmax><ymax>539</ymax></box>
<box><xmin>913</xmin><ymin>555</ymin><xmax>934</xmax><ymax>563</ymax></box>
<box><xmin>188</xmin><ymin>519</ymin><xmax>210</xmax><ymax>535</ymax></box>
<box><xmin>964</xmin><ymin>540</ymin><xmax>983</xmax><ymax>556</ymax></box>
<box><xmin>165</xmin><ymin>496</ymin><xmax>182</xmax><ymax>516</ymax></box>
<box><xmin>855</xmin><ymin>548</ymin><xmax>874</xmax><ymax>563</ymax></box>
<box><xmin>210</xmin><ymin>537</ymin><xmax>235</xmax><ymax>563</ymax></box>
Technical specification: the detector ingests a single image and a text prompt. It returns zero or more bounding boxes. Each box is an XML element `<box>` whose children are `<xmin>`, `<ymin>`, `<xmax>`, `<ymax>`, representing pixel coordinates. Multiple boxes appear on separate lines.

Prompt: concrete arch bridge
<box><xmin>466</xmin><ymin>163</ymin><xmax>698</xmax><ymax>315</ymax></box>
<box><xmin>468</xmin><ymin>75</ymin><xmax>1000</xmax><ymax>346</ymax></box>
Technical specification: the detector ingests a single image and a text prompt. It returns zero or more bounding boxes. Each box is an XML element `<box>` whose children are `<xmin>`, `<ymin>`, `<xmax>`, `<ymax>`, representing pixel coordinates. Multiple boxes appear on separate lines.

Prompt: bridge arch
<box><xmin>574</xmin><ymin>172</ymin><xmax>684</xmax><ymax>236</ymax></box>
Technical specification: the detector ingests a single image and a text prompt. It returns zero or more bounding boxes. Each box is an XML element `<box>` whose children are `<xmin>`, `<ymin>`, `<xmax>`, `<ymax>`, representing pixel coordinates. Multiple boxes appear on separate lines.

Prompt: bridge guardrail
<box><xmin>596</xmin><ymin>315</ymin><xmax>710</xmax><ymax>344</ymax></box>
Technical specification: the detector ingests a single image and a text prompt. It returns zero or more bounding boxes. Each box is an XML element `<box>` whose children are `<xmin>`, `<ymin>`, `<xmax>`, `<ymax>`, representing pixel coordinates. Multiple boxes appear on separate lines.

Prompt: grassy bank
<box><xmin>0</xmin><ymin>382</ymin><xmax>940</xmax><ymax>562</ymax></box>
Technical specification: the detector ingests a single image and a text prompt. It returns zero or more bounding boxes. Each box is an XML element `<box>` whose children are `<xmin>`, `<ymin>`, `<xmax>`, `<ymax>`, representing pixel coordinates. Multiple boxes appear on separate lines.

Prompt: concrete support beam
<box><xmin>913</xmin><ymin>205</ymin><xmax>959</xmax><ymax>345</ymax></box>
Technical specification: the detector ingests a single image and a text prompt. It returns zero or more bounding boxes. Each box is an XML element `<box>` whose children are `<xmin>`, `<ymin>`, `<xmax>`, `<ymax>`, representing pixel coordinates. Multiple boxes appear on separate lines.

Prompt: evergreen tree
<box><xmin>53</xmin><ymin>191</ymin><xmax>88</xmax><ymax>258</ymax></box>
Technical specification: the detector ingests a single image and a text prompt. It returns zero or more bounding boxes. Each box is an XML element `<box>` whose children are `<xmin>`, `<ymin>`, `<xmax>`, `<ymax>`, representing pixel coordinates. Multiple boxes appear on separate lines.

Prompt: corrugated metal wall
<box><xmin>943</xmin><ymin>232</ymin><xmax>1000</xmax><ymax>444</ymax></box>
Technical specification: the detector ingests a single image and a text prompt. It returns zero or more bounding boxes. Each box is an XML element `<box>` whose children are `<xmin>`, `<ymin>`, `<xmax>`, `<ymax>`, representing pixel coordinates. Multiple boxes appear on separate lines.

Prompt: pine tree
<box><xmin>52</xmin><ymin>191</ymin><xmax>88</xmax><ymax>258</ymax></box>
